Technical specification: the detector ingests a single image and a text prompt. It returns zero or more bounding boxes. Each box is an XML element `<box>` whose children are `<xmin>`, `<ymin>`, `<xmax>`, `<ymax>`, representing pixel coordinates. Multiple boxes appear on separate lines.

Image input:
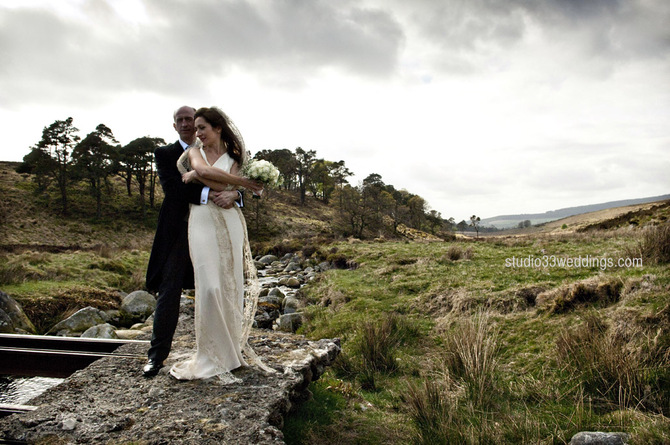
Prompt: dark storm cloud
<box><xmin>0</xmin><ymin>0</ymin><xmax>404</xmax><ymax>106</ymax></box>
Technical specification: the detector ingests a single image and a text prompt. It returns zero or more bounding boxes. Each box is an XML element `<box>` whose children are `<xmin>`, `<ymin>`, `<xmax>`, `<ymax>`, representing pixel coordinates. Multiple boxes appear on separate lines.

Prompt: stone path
<box><xmin>0</xmin><ymin>309</ymin><xmax>340</xmax><ymax>444</ymax></box>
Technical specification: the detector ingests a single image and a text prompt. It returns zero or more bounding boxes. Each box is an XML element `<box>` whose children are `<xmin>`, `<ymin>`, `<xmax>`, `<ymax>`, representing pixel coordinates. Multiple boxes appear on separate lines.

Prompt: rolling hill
<box><xmin>481</xmin><ymin>194</ymin><xmax>670</xmax><ymax>229</ymax></box>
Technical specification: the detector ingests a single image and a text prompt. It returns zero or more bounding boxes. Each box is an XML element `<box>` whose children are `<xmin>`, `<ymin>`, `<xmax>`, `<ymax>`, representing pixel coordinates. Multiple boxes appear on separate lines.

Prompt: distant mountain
<box><xmin>481</xmin><ymin>194</ymin><xmax>670</xmax><ymax>229</ymax></box>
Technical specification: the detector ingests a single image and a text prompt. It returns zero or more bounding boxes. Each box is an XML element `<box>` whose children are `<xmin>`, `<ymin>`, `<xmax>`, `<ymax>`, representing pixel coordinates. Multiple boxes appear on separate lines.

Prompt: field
<box><xmin>284</xmin><ymin>227</ymin><xmax>670</xmax><ymax>444</ymax></box>
<box><xmin>1</xmin><ymin>161</ymin><xmax>669</xmax><ymax>443</ymax></box>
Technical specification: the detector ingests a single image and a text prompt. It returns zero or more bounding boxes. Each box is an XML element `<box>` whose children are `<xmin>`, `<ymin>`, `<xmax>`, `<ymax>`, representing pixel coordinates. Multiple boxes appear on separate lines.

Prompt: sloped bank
<box><xmin>0</xmin><ymin>307</ymin><xmax>341</xmax><ymax>444</ymax></box>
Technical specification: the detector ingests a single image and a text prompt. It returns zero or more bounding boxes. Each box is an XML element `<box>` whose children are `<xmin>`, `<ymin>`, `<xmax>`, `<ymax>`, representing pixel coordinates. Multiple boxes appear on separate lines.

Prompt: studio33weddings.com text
<box><xmin>505</xmin><ymin>255</ymin><xmax>643</xmax><ymax>271</ymax></box>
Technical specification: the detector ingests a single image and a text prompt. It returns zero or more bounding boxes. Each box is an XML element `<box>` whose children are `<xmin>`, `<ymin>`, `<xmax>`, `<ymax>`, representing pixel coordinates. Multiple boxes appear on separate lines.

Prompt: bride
<box><xmin>169</xmin><ymin>106</ymin><xmax>272</xmax><ymax>382</ymax></box>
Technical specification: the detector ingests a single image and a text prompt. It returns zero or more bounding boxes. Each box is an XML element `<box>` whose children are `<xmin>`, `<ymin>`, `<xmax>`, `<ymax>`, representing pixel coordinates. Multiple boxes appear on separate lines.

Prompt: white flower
<box><xmin>242</xmin><ymin>159</ymin><xmax>283</xmax><ymax>188</ymax></box>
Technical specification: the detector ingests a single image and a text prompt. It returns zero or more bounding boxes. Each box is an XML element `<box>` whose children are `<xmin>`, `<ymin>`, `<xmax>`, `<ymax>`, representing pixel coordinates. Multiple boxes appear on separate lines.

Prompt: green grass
<box><xmin>287</xmin><ymin>230</ymin><xmax>670</xmax><ymax>444</ymax></box>
<box><xmin>0</xmin><ymin>248</ymin><xmax>148</xmax><ymax>333</ymax></box>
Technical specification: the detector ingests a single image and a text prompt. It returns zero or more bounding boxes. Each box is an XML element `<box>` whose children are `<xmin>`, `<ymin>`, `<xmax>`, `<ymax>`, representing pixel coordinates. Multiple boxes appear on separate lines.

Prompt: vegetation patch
<box><xmin>289</xmin><ymin>231</ymin><xmax>670</xmax><ymax>444</ymax></box>
<box><xmin>15</xmin><ymin>286</ymin><xmax>122</xmax><ymax>333</ymax></box>
<box><xmin>555</xmin><ymin>310</ymin><xmax>670</xmax><ymax>415</ymax></box>
<box><xmin>538</xmin><ymin>277</ymin><xmax>624</xmax><ymax>314</ymax></box>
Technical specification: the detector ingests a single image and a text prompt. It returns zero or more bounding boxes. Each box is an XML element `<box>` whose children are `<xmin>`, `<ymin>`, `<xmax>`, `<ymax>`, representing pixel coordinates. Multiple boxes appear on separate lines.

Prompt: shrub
<box><xmin>442</xmin><ymin>311</ymin><xmax>500</xmax><ymax>409</ymax></box>
<box><xmin>446</xmin><ymin>246</ymin><xmax>463</xmax><ymax>261</ymax></box>
<box><xmin>359</xmin><ymin>315</ymin><xmax>402</xmax><ymax>375</ymax></box>
<box><xmin>555</xmin><ymin>311</ymin><xmax>670</xmax><ymax>414</ymax></box>
<box><xmin>331</xmin><ymin>314</ymin><xmax>413</xmax><ymax>391</ymax></box>
<box><xmin>636</xmin><ymin>223</ymin><xmax>670</xmax><ymax>265</ymax></box>
<box><xmin>404</xmin><ymin>378</ymin><xmax>463</xmax><ymax>445</ymax></box>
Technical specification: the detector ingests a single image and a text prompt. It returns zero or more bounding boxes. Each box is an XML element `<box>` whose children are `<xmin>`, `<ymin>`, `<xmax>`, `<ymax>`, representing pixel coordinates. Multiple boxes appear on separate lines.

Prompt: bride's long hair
<box><xmin>194</xmin><ymin>107</ymin><xmax>246</xmax><ymax>165</ymax></box>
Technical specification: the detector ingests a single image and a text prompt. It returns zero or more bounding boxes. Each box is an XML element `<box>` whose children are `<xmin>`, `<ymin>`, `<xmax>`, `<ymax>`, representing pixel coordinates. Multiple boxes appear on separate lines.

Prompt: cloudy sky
<box><xmin>1</xmin><ymin>0</ymin><xmax>668</xmax><ymax>222</ymax></box>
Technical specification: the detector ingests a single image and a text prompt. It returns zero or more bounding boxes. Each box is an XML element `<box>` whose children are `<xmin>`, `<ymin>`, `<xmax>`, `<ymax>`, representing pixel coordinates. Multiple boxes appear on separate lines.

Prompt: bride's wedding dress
<box><xmin>170</xmin><ymin>147</ymin><xmax>271</xmax><ymax>383</ymax></box>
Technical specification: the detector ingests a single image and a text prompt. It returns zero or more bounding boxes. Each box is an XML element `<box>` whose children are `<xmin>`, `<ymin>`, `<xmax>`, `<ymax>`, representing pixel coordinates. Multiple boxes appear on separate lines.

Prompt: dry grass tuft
<box><xmin>555</xmin><ymin>311</ymin><xmax>670</xmax><ymax>414</ymax></box>
<box><xmin>537</xmin><ymin>276</ymin><xmax>623</xmax><ymax>314</ymax></box>
<box><xmin>626</xmin><ymin>222</ymin><xmax>670</xmax><ymax>265</ymax></box>
<box><xmin>442</xmin><ymin>311</ymin><xmax>500</xmax><ymax>408</ymax></box>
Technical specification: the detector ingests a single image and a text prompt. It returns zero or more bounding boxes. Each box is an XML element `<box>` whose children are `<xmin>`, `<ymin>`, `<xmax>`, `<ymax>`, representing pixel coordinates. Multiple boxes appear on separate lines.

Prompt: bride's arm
<box><xmin>187</xmin><ymin>148</ymin><xmax>262</xmax><ymax>193</ymax></box>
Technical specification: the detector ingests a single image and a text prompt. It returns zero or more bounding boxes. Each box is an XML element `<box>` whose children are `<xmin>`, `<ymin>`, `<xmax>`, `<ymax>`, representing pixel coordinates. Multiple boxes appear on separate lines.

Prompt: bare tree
<box><xmin>470</xmin><ymin>215</ymin><xmax>481</xmax><ymax>238</ymax></box>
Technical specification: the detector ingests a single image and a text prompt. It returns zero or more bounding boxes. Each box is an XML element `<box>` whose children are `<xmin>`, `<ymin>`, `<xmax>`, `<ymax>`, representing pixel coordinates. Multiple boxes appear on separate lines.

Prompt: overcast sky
<box><xmin>1</xmin><ymin>0</ymin><xmax>668</xmax><ymax>222</ymax></box>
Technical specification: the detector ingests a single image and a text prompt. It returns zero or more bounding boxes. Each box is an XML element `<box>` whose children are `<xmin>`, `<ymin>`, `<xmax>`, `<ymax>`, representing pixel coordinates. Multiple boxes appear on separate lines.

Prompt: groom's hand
<box><xmin>210</xmin><ymin>190</ymin><xmax>238</xmax><ymax>209</ymax></box>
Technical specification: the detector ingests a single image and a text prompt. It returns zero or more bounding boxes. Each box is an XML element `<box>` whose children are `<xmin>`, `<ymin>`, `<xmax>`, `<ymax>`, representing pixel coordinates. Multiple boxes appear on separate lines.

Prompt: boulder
<box><xmin>81</xmin><ymin>323</ymin><xmax>119</xmax><ymax>339</ymax></box>
<box><xmin>0</xmin><ymin>291</ymin><xmax>36</xmax><ymax>334</ymax></box>
<box><xmin>570</xmin><ymin>432</ymin><xmax>630</xmax><ymax>445</ymax></box>
<box><xmin>258</xmin><ymin>295</ymin><xmax>283</xmax><ymax>308</ymax></box>
<box><xmin>258</xmin><ymin>255</ymin><xmax>279</xmax><ymax>265</ymax></box>
<box><xmin>280</xmin><ymin>253</ymin><xmax>294</xmax><ymax>262</ymax></box>
<box><xmin>254</xmin><ymin>310</ymin><xmax>279</xmax><ymax>330</ymax></box>
<box><xmin>276</xmin><ymin>312</ymin><xmax>303</xmax><ymax>333</ymax></box>
<box><xmin>0</xmin><ymin>310</ymin><xmax>14</xmax><ymax>334</ymax></box>
<box><xmin>114</xmin><ymin>329</ymin><xmax>146</xmax><ymax>340</ymax></box>
<box><xmin>48</xmin><ymin>306</ymin><xmax>107</xmax><ymax>336</ymax></box>
<box><xmin>283</xmin><ymin>262</ymin><xmax>302</xmax><ymax>273</ymax></box>
<box><xmin>120</xmin><ymin>290</ymin><xmax>156</xmax><ymax>325</ymax></box>
<box><xmin>282</xmin><ymin>296</ymin><xmax>301</xmax><ymax>314</ymax></box>
<box><xmin>285</xmin><ymin>277</ymin><xmax>301</xmax><ymax>288</ymax></box>
<box><xmin>268</xmin><ymin>287</ymin><xmax>285</xmax><ymax>298</ymax></box>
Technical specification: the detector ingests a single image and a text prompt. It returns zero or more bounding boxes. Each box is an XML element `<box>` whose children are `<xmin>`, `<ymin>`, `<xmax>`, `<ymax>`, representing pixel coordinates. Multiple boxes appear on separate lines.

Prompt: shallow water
<box><xmin>0</xmin><ymin>376</ymin><xmax>64</xmax><ymax>405</ymax></box>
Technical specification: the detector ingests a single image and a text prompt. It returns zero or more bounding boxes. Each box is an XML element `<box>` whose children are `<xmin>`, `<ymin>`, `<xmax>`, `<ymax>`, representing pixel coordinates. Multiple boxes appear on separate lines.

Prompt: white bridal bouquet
<box><xmin>242</xmin><ymin>159</ymin><xmax>283</xmax><ymax>193</ymax></box>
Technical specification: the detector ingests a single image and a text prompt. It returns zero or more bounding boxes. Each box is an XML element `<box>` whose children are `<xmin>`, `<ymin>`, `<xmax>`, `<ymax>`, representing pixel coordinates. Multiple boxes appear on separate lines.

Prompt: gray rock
<box><xmin>258</xmin><ymin>255</ymin><xmax>279</xmax><ymax>264</ymax></box>
<box><xmin>120</xmin><ymin>290</ymin><xmax>156</xmax><ymax>324</ymax></box>
<box><xmin>283</xmin><ymin>262</ymin><xmax>302</xmax><ymax>273</ymax></box>
<box><xmin>259</xmin><ymin>296</ymin><xmax>283</xmax><ymax>308</ymax></box>
<box><xmin>268</xmin><ymin>288</ymin><xmax>285</xmax><ymax>299</ymax></box>
<box><xmin>61</xmin><ymin>415</ymin><xmax>77</xmax><ymax>431</ymax></box>
<box><xmin>276</xmin><ymin>312</ymin><xmax>303</xmax><ymax>332</ymax></box>
<box><xmin>0</xmin><ymin>310</ymin><xmax>13</xmax><ymax>334</ymax></box>
<box><xmin>48</xmin><ymin>306</ymin><xmax>107</xmax><ymax>336</ymax></box>
<box><xmin>280</xmin><ymin>253</ymin><xmax>294</xmax><ymax>262</ymax></box>
<box><xmin>282</xmin><ymin>296</ymin><xmax>301</xmax><ymax>314</ymax></box>
<box><xmin>570</xmin><ymin>432</ymin><xmax>630</xmax><ymax>445</ymax></box>
<box><xmin>81</xmin><ymin>323</ymin><xmax>119</xmax><ymax>339</ymax></box>
<box><xmin>0</xmin><ymin>290</ymin><xmax>36</xmax><ymax>333</ymax></box>
<box><xmin>114</xmin><ymin>329</ymin><xmax>145</xmax><ymax>340</ymax></box>
<box><xmin>104</xmin><ymin>309</ymin><xmax>121</xmax><ymax>323</ymax></box>
<box><xmin>254</xmin><ymin>310</ymin><xmax>279</xmax><ymax>330</ymax></box>
<box><xmin>317</xmin><ymin>261</ymin><xmax>331</xmax><ymax>271</ymax></box>
<box><xmin>285</xmin><ymin>277</ymin><xmax>301</xmax><ymax>288</ymax></box>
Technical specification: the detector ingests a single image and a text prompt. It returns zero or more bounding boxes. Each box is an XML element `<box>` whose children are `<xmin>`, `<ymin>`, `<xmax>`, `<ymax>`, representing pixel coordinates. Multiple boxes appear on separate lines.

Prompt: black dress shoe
<box><xmin>142</xmin><ymin>360</ymin><xmax>163</xmax><ymax>377</ymax></box>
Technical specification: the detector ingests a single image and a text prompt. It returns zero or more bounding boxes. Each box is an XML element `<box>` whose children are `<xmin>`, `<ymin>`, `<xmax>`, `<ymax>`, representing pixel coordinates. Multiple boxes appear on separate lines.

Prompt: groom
<box><xmin>143</xmin><ymin>105</ymin><xmax>241</xmax><ymax>377</ymax></box>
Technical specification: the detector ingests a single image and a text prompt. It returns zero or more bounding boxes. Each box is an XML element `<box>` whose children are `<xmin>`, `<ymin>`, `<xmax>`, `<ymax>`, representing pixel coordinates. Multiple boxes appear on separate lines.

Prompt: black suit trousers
<box><xmin>147</xmin><ymin>226</ymin><xmax>190</xmax><ymax>364</ymax></box>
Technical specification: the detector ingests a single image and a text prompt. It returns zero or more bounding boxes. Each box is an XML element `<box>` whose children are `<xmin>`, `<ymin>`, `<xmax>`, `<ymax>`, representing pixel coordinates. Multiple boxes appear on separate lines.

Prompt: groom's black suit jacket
<box><xmin>145</xmin><ymin>140</ymin><xmax>204</xmax><ymax>293</ymax></box>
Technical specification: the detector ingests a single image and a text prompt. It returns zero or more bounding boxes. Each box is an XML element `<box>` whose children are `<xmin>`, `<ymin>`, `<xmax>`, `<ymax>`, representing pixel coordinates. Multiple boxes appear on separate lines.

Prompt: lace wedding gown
<box><xmin>170</xmin><ymin>147</ymin><xmax>271</xmax><ymax>383</ymax></box>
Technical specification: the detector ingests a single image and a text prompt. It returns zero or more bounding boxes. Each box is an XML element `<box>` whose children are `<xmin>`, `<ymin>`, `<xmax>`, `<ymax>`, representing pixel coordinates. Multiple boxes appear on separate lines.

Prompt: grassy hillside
<box><xmin>494</xmin><ymin>199</ymin><xmax>670</xmax><ymax>237</ymax></box>
<box><xmin>284</xmin><ymin>225</ymin><xmax>670</xmax><ymax>444</ymax></box>
<box><xmin>481</xmin><ymin>194</ymin><xmax>670</xmax><ymax>229</ymax></box>
<box><xmin>0</xmin><ymin>160</ymin><xmax>336</xmax><ymax>250</ymax></box>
